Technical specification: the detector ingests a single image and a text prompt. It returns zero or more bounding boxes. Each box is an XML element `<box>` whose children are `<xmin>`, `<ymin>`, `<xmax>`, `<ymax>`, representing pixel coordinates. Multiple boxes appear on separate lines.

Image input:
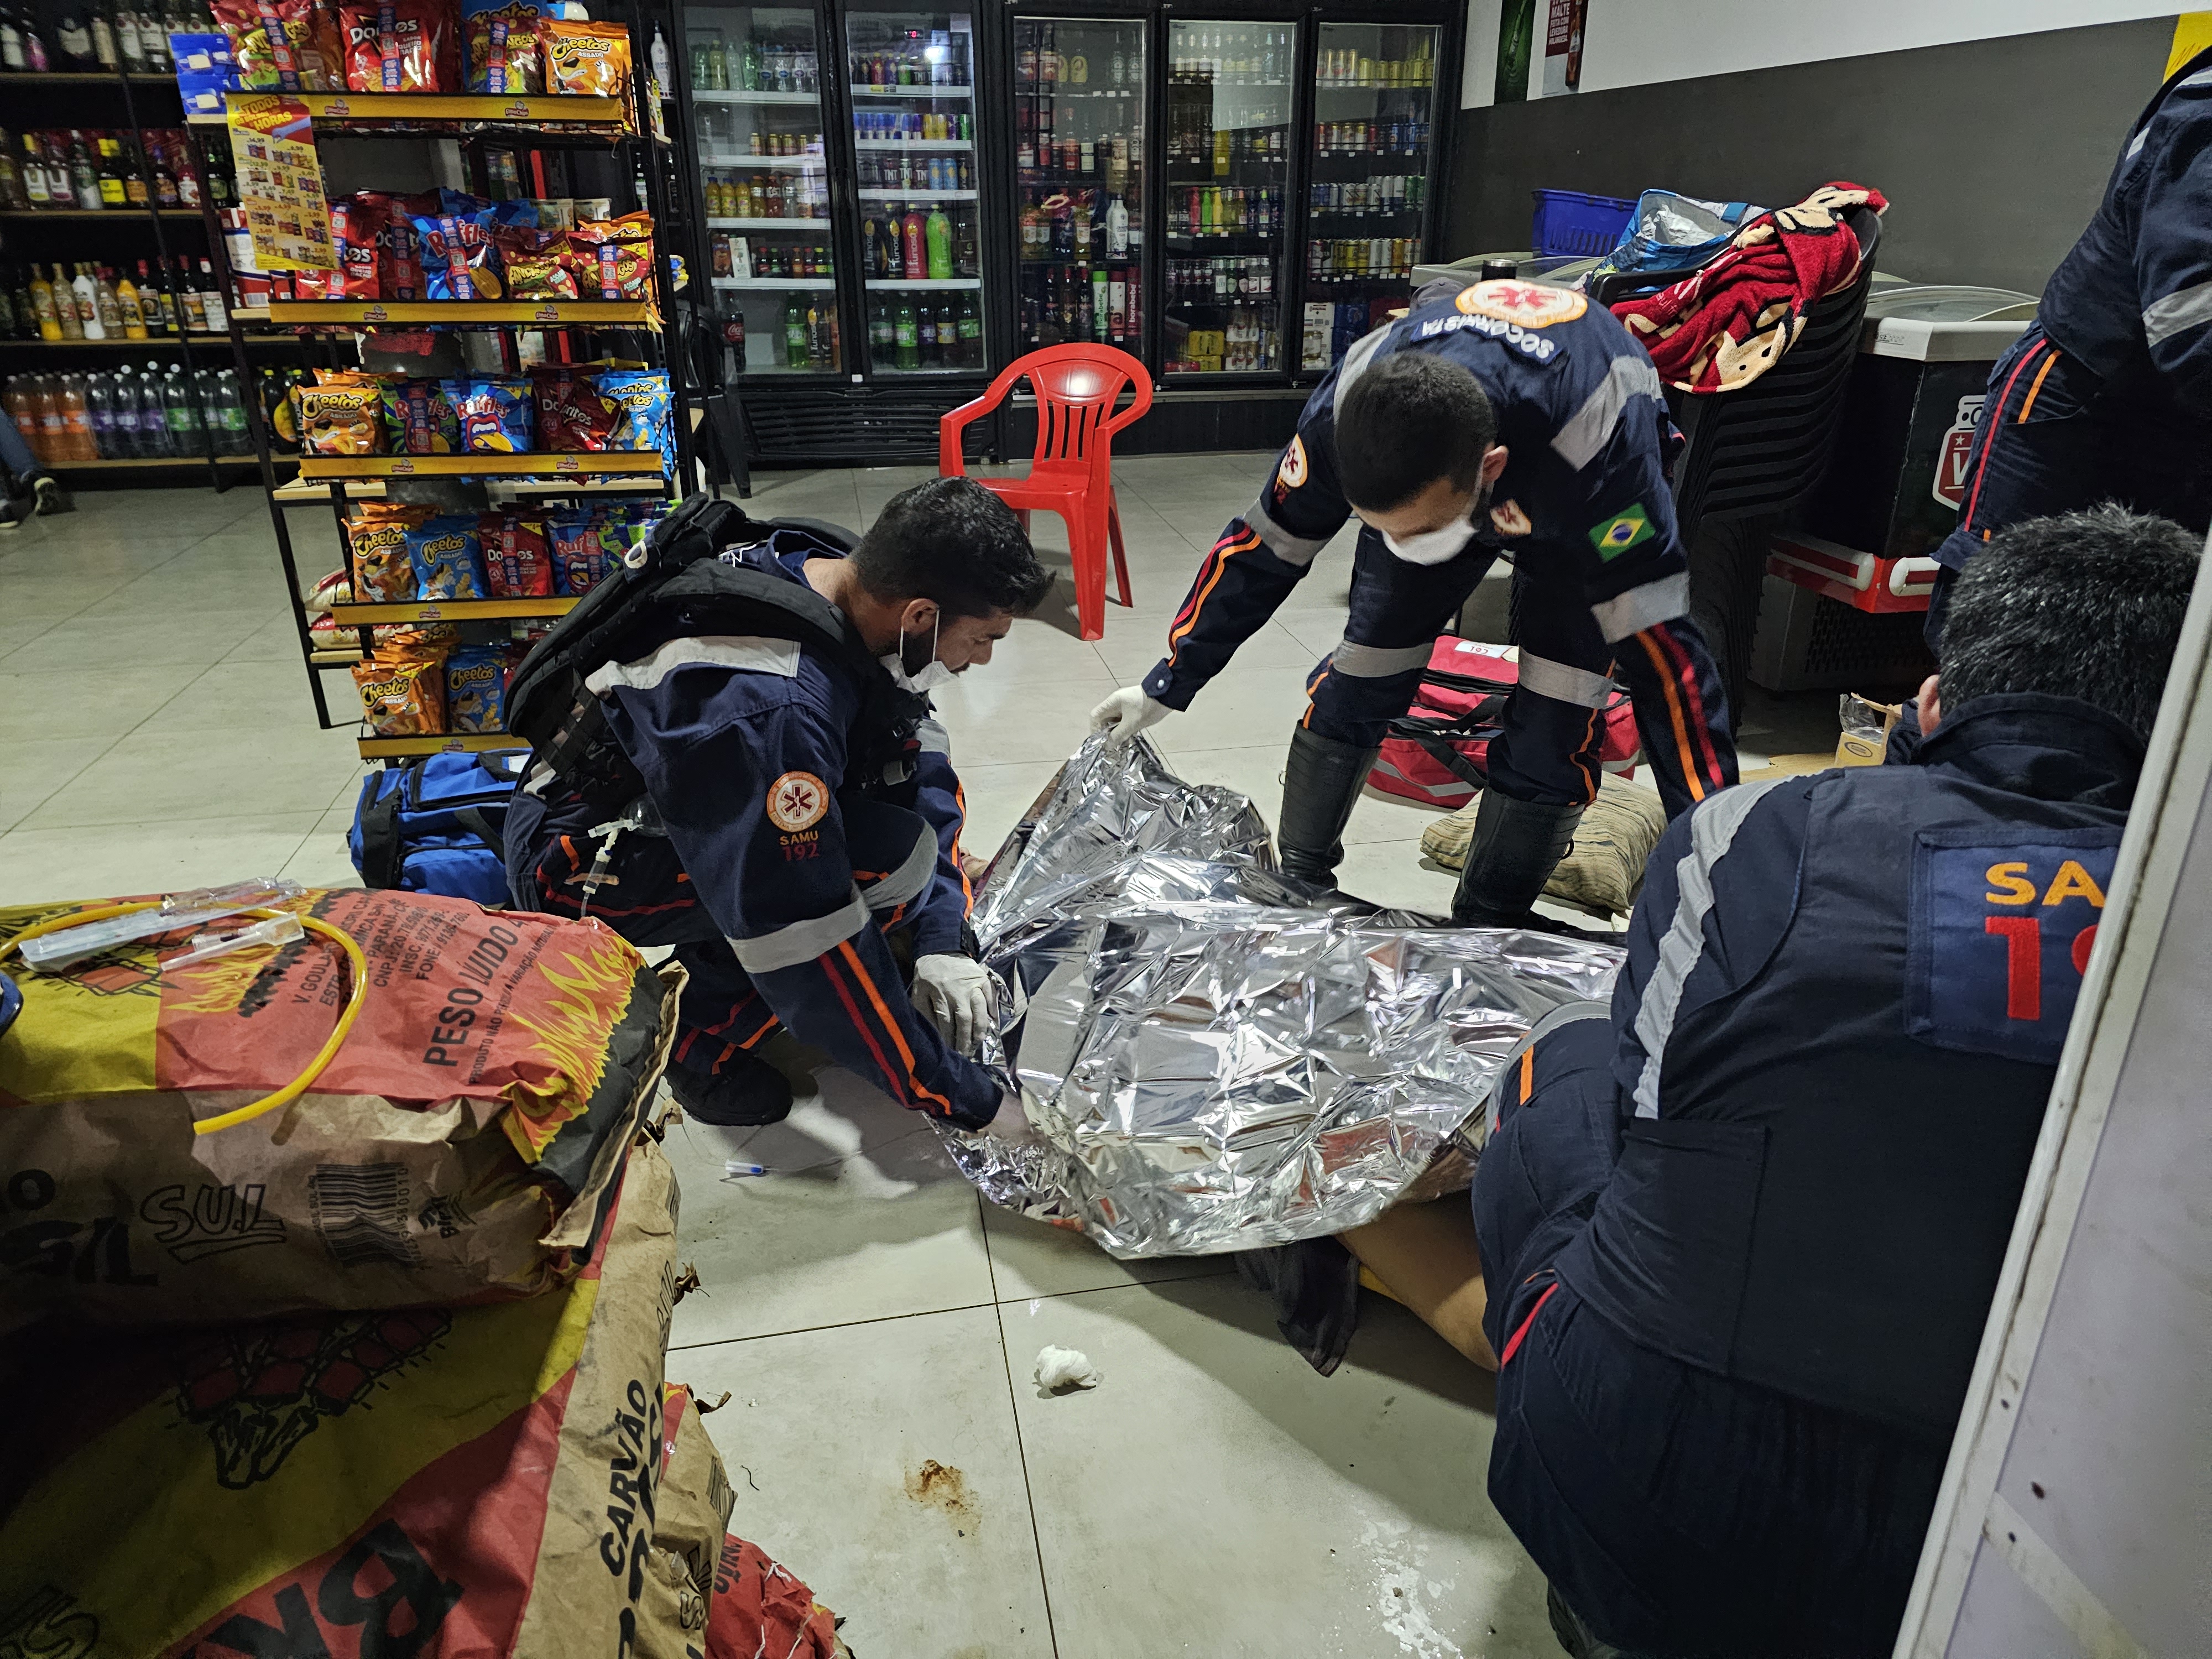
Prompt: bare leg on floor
<box><xmin>1340</xmin><ymin>1198</ymin><xmax>1498</xmax><ymax>1371</ymax></box>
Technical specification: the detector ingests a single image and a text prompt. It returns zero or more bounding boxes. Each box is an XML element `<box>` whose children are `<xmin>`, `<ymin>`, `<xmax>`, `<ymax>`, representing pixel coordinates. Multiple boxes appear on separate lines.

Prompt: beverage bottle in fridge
<box><xmin>27</xmin><ymin>265</ymin><xmax>62</xmax><ymax>341</ymax></box>
<box><xmin>782</xmin><ymin>296</ymin><xmax>807</xmax><ymax>367</ymax></box>
<box><xmin>917</xmin><ymin>301</ymin><xmax>939</xmax><ymax>368</ymax></box>
<box><xmin>85</xmin><ymin>369</ymin><xmax>114</xmax><ymax>457</ymax></box>
<box><xmin>894</xmin><ymin>298</ymin><xmax>919</xmax><ymax>369</ymax></box>
<box><xmin>58</xmin><ymin>373</ymin><xmax>95</xmax><ymax>459</ymax></box>
<box><xmin>69</xmin><ymin>264</ymin><xmax>105</xmax><ymax>340</ymax></box>
<box><xmin>869</xmin><ymin>298</ymin><xmax>893</xmax><ymax>366</ymax></box>
<box><xmin>901</xmin><ymin>209</ymin><xmax>926</xmax><ymax>280</ymax></box>
<box><xmin>956</xmin><ymin>293</ymin><xmax>980</xmax><ymax>367</ymax></box>
<box><xmin>162</xmin><ymin>367</ymin><xmax>205</xmax><ymax>456</ymax></box>
<box><xmin>91</xmin><ymin>266</ymin><xmax>122</xmax><ymax>336</ymax></box>
<box><xmin>924</xmin><ymin>207</ymin><xmax>952</xmax><ymax>281</ymax></box>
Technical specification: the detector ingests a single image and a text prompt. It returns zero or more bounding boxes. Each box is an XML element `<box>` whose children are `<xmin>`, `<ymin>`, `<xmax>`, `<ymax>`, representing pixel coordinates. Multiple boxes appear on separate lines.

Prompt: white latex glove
<box><xmin>1088</xmin><ymin>686</ymin><xmax>1171</xmax><ymax>749</ymax></box>
<box><xmin>982</xmin><ymin>1089</ymin><xmax>1044</xmax><ymax>1146</ymax></box>
<box><xmin>911</xmin><ymin>953</ymin><xmax>994</xmax><ymax>1056</ymax></box>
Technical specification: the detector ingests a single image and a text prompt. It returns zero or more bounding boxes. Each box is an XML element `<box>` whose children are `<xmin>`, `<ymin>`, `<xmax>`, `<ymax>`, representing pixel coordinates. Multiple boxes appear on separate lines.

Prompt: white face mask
<box><xmin>881</xmin><ymin>609</ymin><xmax>954</xmax><ymax>694</ymax></box>
<box><xmin>1378</xmin><ymin>479</ymin><xmax>1494</xmax><ymax>566</ymax></box>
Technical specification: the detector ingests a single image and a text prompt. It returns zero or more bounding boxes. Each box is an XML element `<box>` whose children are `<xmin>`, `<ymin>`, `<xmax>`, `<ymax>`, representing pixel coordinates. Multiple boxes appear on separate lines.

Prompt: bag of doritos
<box><xmin>534</xmin><ymin>367</ymin><xmax>620</xmax><ymax>451</ymax></box>
<box><xmin>328</xmin><ymin>194</ymin><xmax>385</xmax><ymax>299</ymax></box>
<box><xmin>463</xmin><ymin>0</ymin><xmax>545</xmax><ymax>91</ymax></box>
<box><xmin>337</xmin><ymin>0</ymin><xmax>460</xmax><ymax>91</ymax></box>
<box><xmin>481</xmin><ymin>512</ymin><xmax>554</xmax><ymax>596</ymax></box>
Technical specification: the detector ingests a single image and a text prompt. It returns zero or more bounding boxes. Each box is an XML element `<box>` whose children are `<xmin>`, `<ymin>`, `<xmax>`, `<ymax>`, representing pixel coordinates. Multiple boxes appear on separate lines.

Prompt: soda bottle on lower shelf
<box><xmin>85</xmin><ymin>371</ymin><xmax>114</xmax><ymax>458</ymax></box>
<box><xmin>162</xmin><ymin>367</ymin><xmax>206</xmax><ymax>457</ymax></box>
<box><xmin>132</xmin><ymin>366</ymin><xmax>171</xmax><ymax>457</ymax></box>
<box><xmin>56</xmin><ymin>373</ymin><xmax>96</xmax><ymax>460</ymax></box>
<box><xmin>869</xmin><ymin>298</ymin><xmax>894</xmax><ymax>367</ymax></box>
<box><xmin>781</xmin><ymin>297</ymin><xmax>808</xmax><ymax>368</ymax></box>
<box><xmin>213</xmin><ymin>368</ymin><xmax>252</xmax><ymax>454</ymax></box>
<box><xmin>107</xmin><ymin>367</ymin><xmax>142</xmax><ymax>457</ymax></box>
<box><xmin>894</xmin><ymin>299</ymin><xmax>919</xmax><ymax>370</ymax></box>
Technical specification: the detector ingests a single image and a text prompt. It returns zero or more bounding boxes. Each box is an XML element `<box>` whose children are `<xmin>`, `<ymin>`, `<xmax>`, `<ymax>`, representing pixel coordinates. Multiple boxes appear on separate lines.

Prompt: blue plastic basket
<box><xmin>1530</xmin><ymin>189</ymin><xmax>1637</xmax><ymax>258</ymax></box>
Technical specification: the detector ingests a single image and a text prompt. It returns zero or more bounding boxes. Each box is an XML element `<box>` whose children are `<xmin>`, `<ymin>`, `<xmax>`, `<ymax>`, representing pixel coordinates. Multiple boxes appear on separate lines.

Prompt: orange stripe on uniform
<box><xmin>2017</xmin><ymin>348</ymin><xmax>2060</xmax><ymax>422</ymax></box>
<box><xmin>1518</xmin><ymin>1046</ymin><xmax>1535</xmax><ymax>1105</ymax></box>
<box><xmin>835</xmin><ymin>939</ymin><xmax>953</xmax><ymax>1114</ymax></box>
<box><xmin>952</xmin><ymin>781</ymin><xmax>973</xmax><ymax>908</ymax></box>
<box><xmin>1632</xmin><ymin>631</ymin><xmax>1708</xmax><ymax>805</ymax></box>
<box><xmin>1167</xmin><ymin>530</ymin><xmax>1260</xmax><ymax>658</ymax></box>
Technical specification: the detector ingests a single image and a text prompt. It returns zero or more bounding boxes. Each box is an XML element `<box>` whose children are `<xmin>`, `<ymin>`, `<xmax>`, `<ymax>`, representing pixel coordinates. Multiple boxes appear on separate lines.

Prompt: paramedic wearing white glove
<box><xmin>1094</xmin><ymin>282</ymin><xmax>1738</xmax><ymax>926</ymax></box>
<box><xmin>911</xmin><ymin>951</ymin><xmax>995</xmax><ymax>1055</ymax></box>
<box><xmin>1088</xmin><ymin>685</ymin><xmax>1171</xmax><ymax>748</ymax></box>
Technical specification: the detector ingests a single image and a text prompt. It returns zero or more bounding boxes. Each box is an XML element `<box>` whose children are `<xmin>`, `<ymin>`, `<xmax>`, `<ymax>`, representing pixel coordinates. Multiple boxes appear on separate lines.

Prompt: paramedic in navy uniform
<box><xmin>1927</xmin><ymin>41</ymin><xmax>2212</xmax><ymax>643</ymax></box>
<box><xmin>1089</xmin><ymin>278</ymin><xmax>1738</xmax><ymax>925</ymax></box>
<box><xmin>1341</xmin><ymin>508</ymin><xmax>2201</xmax><ymax>1658</ymax></box>
<box><xmin>507</xmin><ymin>479</ymin><xmax>1053</xmax><ymax>1131</ymax></box>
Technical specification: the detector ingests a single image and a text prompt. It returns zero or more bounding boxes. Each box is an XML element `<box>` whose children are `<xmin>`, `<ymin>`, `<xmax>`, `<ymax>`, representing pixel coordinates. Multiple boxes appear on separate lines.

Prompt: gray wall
<box><xmin>1444</xmin><ymin>17</ymin><xmax>2178</xmax><ymax>295</ymax></box>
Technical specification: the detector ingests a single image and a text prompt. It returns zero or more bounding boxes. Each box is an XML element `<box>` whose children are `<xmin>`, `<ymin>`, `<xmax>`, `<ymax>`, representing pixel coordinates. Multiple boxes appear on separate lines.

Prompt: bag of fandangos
<box><xmin>0</xmin><ymin>886</ymin><xmax>680</xmax><ymax>1331</ymax></box>
<box><xmin>0</xmin><ymin>1135</ymin><xmax>682</xmax><ymax>1658</ymax></box>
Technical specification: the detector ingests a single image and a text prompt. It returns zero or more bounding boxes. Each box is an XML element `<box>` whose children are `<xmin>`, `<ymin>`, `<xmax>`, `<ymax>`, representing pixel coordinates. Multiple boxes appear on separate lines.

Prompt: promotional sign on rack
<box><xmin>225</xmin><ymin>93</ymin><xmax>340</xmax><ymax>271</ymax></box>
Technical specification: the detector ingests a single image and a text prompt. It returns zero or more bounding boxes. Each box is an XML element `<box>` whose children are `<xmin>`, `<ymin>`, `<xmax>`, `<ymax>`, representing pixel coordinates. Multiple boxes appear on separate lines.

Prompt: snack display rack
<box><xmin>0</xmin><ymin>67</ymin><xmax>306</xmax><ymax>483</ymax></box>
<box><xmin>200</xmin><ymin>0</ymin><xmax>697</xmax><ymax>761</ymax></box>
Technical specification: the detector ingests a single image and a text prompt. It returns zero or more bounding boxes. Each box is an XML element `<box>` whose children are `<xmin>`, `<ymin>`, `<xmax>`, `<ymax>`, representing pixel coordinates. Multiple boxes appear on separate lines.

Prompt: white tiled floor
<box><xmin>1</xmin><ymin>458</ymin><xmax>1811</xmax><ymax>1657</ymax></box>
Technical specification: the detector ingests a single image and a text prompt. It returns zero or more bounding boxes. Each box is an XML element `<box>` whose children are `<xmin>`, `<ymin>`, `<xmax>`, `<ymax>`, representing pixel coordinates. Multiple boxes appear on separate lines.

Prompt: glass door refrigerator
<box><xmin>1010</xmin><ymin>17</ymin><xmax>1147</xmax><ymax>361</ymax></box>
<box><xmin>1297</xmin><ymin>17</ymin><xmax>1446</xmax><ymax>378</ymax></box>
<box><xmin>1160</xmin><ymin>17</ymin><xmax>1298</xmax><ymax>379</ymax></box>
<box><xmin>843</xmin><ymin>8</ymin><xmax>989</xmax><ymax>376</ymax></box>
<box><xmin>685</xmin><ymin>4</ymin><xmax>847</xmax><ymax>378</ymax></box>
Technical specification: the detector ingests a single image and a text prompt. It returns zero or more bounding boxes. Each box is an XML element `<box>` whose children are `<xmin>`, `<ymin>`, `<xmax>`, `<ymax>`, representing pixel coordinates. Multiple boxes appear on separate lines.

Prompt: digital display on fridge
<box><xmin>847</xmin><ymin>9</ymin><xmax>986</xmax><ymax>374</ymax></box>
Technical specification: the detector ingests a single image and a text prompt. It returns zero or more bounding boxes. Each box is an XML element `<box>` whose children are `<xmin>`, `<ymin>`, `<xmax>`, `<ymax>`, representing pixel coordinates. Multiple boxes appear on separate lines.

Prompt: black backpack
<box><xmin>505</xmin><ymin>494</ymin><xmax>921</xmax><ymax>814</ymax></box>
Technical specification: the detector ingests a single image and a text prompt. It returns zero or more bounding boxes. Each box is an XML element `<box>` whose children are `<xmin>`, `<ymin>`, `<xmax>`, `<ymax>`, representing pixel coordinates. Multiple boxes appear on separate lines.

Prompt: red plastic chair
<box><xmin>939</xmin><ymin>343</ymin><xmax>1152</xmax><ymax>641</ymax></box>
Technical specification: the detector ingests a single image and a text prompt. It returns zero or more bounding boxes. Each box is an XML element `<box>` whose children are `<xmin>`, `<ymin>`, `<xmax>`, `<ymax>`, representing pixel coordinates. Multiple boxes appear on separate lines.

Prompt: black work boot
<box><xmin>1449</xmin><ymin>790</ymin><xmax>1585</xmax><ymax>927</ymax></box>
<box><xmin>663</xmin><ymin>1045</ymin><xmax>794</xmax><ymax>1126</ymax></box>
<box><xmin>1276</xmin><ymin>726</ymin><xmax>1382</xmax><ymax>891</ymax></box>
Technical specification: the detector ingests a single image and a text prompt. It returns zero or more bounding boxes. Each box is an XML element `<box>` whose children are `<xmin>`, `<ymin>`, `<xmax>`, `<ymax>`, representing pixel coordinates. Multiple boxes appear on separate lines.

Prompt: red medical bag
<box><xmin>1366</xmin><ymin>636</ymin><xmax>1640</xmax><ymax>805</ymax></box>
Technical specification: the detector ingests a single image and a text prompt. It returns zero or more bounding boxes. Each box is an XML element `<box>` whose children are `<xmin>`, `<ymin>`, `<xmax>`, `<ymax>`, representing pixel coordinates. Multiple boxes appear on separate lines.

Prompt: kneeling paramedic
<box><xmin>1339</xmin><ymin>508</ymin><xmax>2201</xmax><ymax>1657</ymax></box>
<box><xmin>503</xmin><ymin>480</ymin><xmax>1053</xmax><ymax>1130</ymax></box>
<box><xmin>1089</xmin><ymin>280</ymin><xmax>1737</xmax><ymax>924</ymax></box>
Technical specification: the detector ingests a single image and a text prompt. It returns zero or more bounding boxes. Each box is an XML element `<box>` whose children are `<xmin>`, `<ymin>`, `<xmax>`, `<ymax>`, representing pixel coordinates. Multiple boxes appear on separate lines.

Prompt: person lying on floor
<box><xmin>505</xmin><ymin>478</ymin><xmax>1052</xmax><ymax>1133</ymax></box>
<box><xmin>1335</xmin><ymin>507</ymin><xmax>2202</xmax><ymax>1658</ymax></box>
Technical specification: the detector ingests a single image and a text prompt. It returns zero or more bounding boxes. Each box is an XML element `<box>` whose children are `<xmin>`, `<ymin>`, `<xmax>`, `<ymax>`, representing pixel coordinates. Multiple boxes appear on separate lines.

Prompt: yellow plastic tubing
<box><xmin>0</xmin><ymin>901</ymin><xmax>368</xmax><ymax>1136</ymax></box>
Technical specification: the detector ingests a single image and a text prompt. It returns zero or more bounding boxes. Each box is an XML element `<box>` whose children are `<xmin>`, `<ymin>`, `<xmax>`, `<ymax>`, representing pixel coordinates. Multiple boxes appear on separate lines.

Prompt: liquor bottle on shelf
<box><xmin>27</xmin><ymin>267</ymin><xmax>61</xmax><ymax>341</ymax></box>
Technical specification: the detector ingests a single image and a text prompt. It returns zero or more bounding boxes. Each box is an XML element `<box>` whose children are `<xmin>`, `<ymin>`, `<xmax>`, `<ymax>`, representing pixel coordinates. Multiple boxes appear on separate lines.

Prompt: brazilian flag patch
<box><xmin>1589</xmin><ymin>504</ymin><xmax>1656</xmax><ymax>560</ymax></box>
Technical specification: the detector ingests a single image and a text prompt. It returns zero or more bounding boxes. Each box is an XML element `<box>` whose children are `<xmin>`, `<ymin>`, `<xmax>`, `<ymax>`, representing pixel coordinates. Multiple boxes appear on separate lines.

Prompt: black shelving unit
<box><xmin>199</xmin><ymin>5</ymin><xmax>695</xmax><ymax>748</ymax></box>
<box><xmin>0</xmin><ymin>67</ymin><xmax>285</xmax><ymax>484</ymax></box>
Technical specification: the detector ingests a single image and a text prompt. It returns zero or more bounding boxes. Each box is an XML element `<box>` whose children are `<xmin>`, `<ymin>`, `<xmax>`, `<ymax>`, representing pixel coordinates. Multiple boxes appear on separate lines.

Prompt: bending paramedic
<box><xmin>1090</xmin><ymin>279</ymin><xmax>1736</xmax><ymax>925</ymax></box>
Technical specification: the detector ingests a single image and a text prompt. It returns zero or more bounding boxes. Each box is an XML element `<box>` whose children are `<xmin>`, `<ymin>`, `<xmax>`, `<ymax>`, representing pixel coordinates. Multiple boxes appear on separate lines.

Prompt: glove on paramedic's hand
<box><xmin>1089</xmin><ymin>687</ymin><xmax>1171</xmax><ymax>749</ymax></box>
<box><xmin>912</xmin><ymin>953</ymin><xmax>995</xmax><ymax>1056</ymax></box>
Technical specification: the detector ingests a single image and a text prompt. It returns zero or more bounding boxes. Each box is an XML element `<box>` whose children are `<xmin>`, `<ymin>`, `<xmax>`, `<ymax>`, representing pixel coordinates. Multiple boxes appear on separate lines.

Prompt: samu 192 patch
<box><xmin>1589</xmin><ymin>504</ymin><xmax>1655</xmax><ymax>560</ymax></box>
<box><xmin>1906</xmin><ymin>830</ymin><xmax>2121</xmax><ymax>1066</ymax></box>
<box><xmin>1277</xmin><ymin>434</ymin><xmax>1308</xmax><ymax>491</ymax></box>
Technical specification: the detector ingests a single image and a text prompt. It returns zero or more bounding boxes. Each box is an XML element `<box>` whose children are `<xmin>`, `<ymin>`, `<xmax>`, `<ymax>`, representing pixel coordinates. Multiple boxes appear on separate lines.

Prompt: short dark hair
<box><xmin>1334</xmin><ymin>351</ymin><xmax>1497</xmax><ymax>512</ymax></box>
<box><xmin>1940</xmin><ymin>505</ymin><xmax>2201</xmax><ymax>738</ymax></box>
<box><xmin>852</xmin><ymin>476</ymin><xmax>1053</xmax><ymax>618</ymax></box>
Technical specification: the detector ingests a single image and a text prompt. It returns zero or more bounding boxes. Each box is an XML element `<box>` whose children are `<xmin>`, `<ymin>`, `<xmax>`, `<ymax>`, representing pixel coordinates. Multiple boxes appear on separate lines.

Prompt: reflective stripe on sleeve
<box><xmin>1629</xmin><ymin>780</ymin><xmax>1785</xmax><ymax>1118</ymax></box>
<box><xmin>1516</xmin><ymin>652</ymin><xmax>1616</xmax><ymax>709</ymax></box>
<box><xmin>1246</xmin><ymin>495</ymin><xmax>1332</xmax><ymax>568</ymax></box>
<box><xmin>1332</xmin><ymin>325</ymin><xmax>1394</xmax><ymax>418</ymax></box>
<box><xmin>1590</xmin><ymin>571</ymin><xmax>1690</xmax><ymax>643</ymax></box>
<box><xmin>584</xmin><ymin>635</ymin><xmax>801</xmax><ymax>695</ymax></box>
<box><xmin>916</xmin><ymin>717</ymin><xmax>952</xmax><ymax>755</ymax></box>
<box><xmin>1331</xmin><ymin>638</ymin><xmax>1434</xmax><ymax>677</ymax></box>
<box><xmin>2144</xmin><ymin>278</ymin><xmax>2212</xmax><ymax>349</ymax></box>
<box><xmin>1551</xmin><ymin>354</ymin><xmax>1663</xmax><ymax>472</ymax></box>
<box><xmin>729</xmin><ymin>889</ymin><xmax>869</xmax><ymax>974</ymax></box>
<box><xmin>862</xmin><ymin>822</ymin><xmax>937</xmax><ymax>912</ymax></box>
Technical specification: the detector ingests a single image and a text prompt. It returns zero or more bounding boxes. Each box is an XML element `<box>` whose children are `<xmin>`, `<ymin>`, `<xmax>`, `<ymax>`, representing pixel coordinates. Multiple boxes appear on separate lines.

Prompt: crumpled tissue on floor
<box><xmin>1034</xmin><ymin>1345</ymin><xmax>1104</xmax><ymax>1392</ymax></box>
<box><xmin>933</xmin><ymin>733</ymin><xmax>1624</xmax><ymax>1259</ymax></box>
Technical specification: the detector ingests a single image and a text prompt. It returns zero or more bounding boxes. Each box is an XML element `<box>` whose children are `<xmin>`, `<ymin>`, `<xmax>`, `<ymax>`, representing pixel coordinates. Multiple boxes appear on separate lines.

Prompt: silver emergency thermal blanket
<box><xmin>935</xmin><ymin>734</ymin><xmax>1624</xmax><ymax>1257</ymax></box>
